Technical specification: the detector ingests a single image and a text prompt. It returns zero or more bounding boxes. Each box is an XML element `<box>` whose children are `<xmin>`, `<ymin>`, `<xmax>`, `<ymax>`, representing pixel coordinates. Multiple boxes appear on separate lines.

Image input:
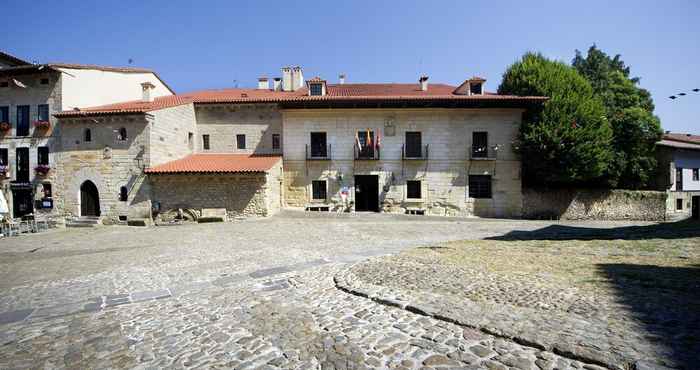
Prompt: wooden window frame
<box><xmin>406</xmin><ymin>180</ymin><xmax>422</xmax><ymax>200</ymax></box>
<box><xmin>236</xmin><ymin>134</ymin><xmax>246</xmax><ymax>150</ymax></box>
<box><xmin>202</xmin><ymin>134</ymin><xmax>210</xmax><ymax>150</ymax></box>
<box><xmin>311</xmin><ymin>180</ymin><xmax>327</xmax><ymax>201</ymax></box>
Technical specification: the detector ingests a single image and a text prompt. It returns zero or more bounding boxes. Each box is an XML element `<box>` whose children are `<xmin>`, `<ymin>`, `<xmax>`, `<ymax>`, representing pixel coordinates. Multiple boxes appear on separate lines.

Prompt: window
<box><xmin>188</xmin><ymin>132</ymin><xmax>193</xmax><ymax>148</ymax></box>
<box><xmin>694</xmin><ymin>169</ymin><xmax>699</xmax><ymax>181</ymax></box>
<box><xmin>676</xmin><ymin>167</ymin><xmax>683</xmax><ymax>191</ymax></box>
<box><xmin>356</xmin><ymin>130</ymin><xmax>375</xmax><ymax>158</ymax></box>
<box><xmin>119</xmin><ymin>186</ymin><xmax>128</xmax><ymax>202</ymax></box>
<box><xmin>0</xmin><ymin>106</ymin><xmax>8</xmax><ymax>122</ymax></box>
<box><xmin>272</xmin><ymin>134</ymin><xmax>281</xmax><ymax>150</ymax></box>
<box><xmin>472</xmin><ymin>132</ymin><xmax>488</xmax><ymax>158</ymax></box>
<box><xmin>236</xmin><ymin>134</ymin><xmax>246</xmax><ymax>149</ymax></box>
<box><xmin>16</xmin><ymin>147</ymin><xmax>29</xmax><ymax>182</ymax></box>
<box><xmin>469</xmin><ymin>175</ymin><xmax>492</xmax><ymax>198</ymax></box>
<box><xmin>16</xmin><ymin>105</ymin><xmax>30</xmax><ymax>136</ymax></box>
<box><xmin>202</xmin><ymin>134</ymin><xmax>210</xmax><ymax>150</ymax></box>
<box><xmin>117</xmin><ymin>127</ymin><xmax>127</xmax><ymax>141</ymax></box>
<box><xmin>310</xmin><ymin>132</ymin><xmax>327</xmax><ymax>157</ymax></box>
<box><xmin>37</xmin><ymin>146</ymin><xmax>49</xmax><ymax>165</ymax></box>
<box><xmin>406</xmin><ymin>180</ymin><xmax>422</xmax><ymax>199</ymax></box>
<box><xmin>42</xmin><ymin>183</ymin><xmax>52</xmax><ymax>198</ymax></box>
<box><xmin>38</xmin><ymin>104</ymin><xmax>49</xmax><ymax>121</ymax></box>
<box><xmin>312</xmin><ymin>180</ymin><xmax>327</xmax><ymax>201</ymax></box>
<box><xmin>40</xmin><ymin>78</ymin><xmax>49</xmax><ymax>85</ymax></box>
<box><xmin>0</xmin><ymin>81</ymin><xmax>8</xmax><ymax>88</ymax></box>
<box><xmin>470</xmin><ymin>82</ymin><xmax>483</xmax><ymax>95</ymax></box>
<box><xmin>0</xmin><ymin>148</ymin><xmax>8</xmax><ymax>166</ymax></box>
<box><xmin>84</xmin><ymin>128</ymin><xmax>92</xmax><ymax>142</ymax></box>
<box><xmin>405</xmin><ymin>132</ymin><xmax>422</xmax><ymax>158</ymax></box>
<box><xmin>677</xmin><ymin>199</ymin><xmax>684</xmax><ymax>211</ymax></box>
<box><xmin>309</xmin><ymin>83</ymin><xmax>323</xmax><ymax>96</ymax></box>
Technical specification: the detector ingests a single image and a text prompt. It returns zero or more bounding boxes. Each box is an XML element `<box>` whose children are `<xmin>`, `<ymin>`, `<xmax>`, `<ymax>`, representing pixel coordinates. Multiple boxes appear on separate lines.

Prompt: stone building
<box><xmin>655</xmin><ymin>133</ymin><xmax>700</xmax><ymax>220</ymax></box>
<box><xmin>51</xmin><ymin>66</ymin><xmax>545</xmax><ymax>223</ymax></box>
<box><xmin>0</xmin><ymin>51</ymin><xmax>173</xmax><ymax>219</ymax></box>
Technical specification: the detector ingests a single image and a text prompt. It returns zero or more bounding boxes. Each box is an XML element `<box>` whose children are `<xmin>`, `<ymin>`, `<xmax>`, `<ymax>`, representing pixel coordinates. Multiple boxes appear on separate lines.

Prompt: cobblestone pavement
<box><xmin>338</xmin><ymin>233</ymin><xmax>700</xmax><ymax>369</ymax></box>
<box><xmin>1</xmin><ymin>264</ymin><xmax>608</xmax><ymax>370</ymax></box>
<box><xmin>0</xmin><ymin>211</ymin><xmax>659</xmax><ymax>369</ymax></box>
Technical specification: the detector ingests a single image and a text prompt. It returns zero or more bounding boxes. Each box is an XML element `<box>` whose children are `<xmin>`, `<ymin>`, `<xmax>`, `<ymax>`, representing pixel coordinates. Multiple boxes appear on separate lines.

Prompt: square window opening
<box><xmin>312</xmin><ymin>180</ymin><xmax>327</xmax><ymax>201</ymax></box>
<box><xmin>676</xmin><ymin>198</ymin><xmax>684</xmax><ymax>211</ymax></box>
<box><xmin>469</xmin><ymin>175</ymin><xmax>492</xmax><ymax>199</ymax></box>
<box><xmin>406</xmin><ymin>180</ymin><xmax>422</xmax><ymax>199</ymax></box>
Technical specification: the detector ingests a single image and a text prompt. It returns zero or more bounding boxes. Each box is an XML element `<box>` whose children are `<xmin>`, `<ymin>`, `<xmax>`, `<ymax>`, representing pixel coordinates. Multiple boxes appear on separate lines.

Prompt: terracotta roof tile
<box><xmin>663</xmin><ymin>133</ymin><xmax>700</xmax><ymax>145</ymax></box>
<box><xmin>56</xmin><ymin>82</ymin><xmax>548</xmax><ymax>117</ymax></box>
<box><xmin>145</xmin><ymin>154</ymin><xmax>281</xmax><ymax>174</ymax></box>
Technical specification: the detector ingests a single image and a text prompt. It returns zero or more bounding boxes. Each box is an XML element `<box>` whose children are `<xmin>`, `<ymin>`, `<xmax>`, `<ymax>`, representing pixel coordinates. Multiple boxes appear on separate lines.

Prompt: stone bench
<box><xmin>198</xmin><ymin>208</ymin><xmax>227</xmax><ymax>223</ymax></box>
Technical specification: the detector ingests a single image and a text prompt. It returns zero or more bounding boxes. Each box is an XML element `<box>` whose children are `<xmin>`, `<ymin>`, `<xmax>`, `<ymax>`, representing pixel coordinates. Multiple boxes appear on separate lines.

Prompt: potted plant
<box><xmin>0</xmin><ymin>122</ymin><xmax>10</xmax><ymax>132</ymax></box>
<box><xmin>34</xmin><ymin>164</ymin><xmax>51</xmax><ymax>175</ymax></box>
<box><xmin>34</xmin><ymin>120</ymin><xmax>51</xmax><ymax>130</ymax></box>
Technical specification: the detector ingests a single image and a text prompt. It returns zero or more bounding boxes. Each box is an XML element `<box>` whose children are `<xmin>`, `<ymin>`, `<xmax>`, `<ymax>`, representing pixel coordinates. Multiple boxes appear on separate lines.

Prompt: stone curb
<box><xmin>333</xmin><ymin>268</ymin><xmax>630</xmax><ymax>370</ymax></box>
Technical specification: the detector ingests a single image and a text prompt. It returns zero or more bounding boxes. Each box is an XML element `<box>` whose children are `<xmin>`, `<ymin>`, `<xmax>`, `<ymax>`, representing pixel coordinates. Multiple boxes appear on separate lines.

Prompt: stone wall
<box><xmin>149</xmin><ymin>103</ymin><xmax>196</xmax><ymax>166</ymax></box>
<box><xmin>150</xmin><ymin>165</ymin><xmax>282</xmax><ymax>219</ymax></box>
<box><xmin>522</xmin><ymin>188</ymin><xmax>667</xmax><ymax>221</ymax></box>
<box><xmin>195</xmin><ymin>104</ymin><xmax>282</xmax><ymax>155</ymax></box>
<box><xmin>282</xmin><ymin>108</ymin><xmax>523</xmax><ymax>217</ymax></box>
<box><xmin>54</xmin><ymin>114</ymin><xmax>152</xmax><ymax>223</ymax></box>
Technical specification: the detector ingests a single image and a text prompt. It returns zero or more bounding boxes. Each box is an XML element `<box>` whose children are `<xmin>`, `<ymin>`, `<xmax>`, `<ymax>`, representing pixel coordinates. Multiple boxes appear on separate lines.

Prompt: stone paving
<box><xmin>337</xmin><ymin>235</ymin><xmax>700</xmax><ymax>370</ymax></box>
<box><xmin>0</xmin><ymin>211</ymin><xmax>664</xmax><ymax>369</ymax></box>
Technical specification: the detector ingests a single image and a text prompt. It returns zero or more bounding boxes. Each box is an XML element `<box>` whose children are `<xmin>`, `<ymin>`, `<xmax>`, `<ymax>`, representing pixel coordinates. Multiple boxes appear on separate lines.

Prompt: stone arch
<box><xmin>80</xmin><ymin>180</ymin><xmax>100</xmax><ymax>217</ymax></box>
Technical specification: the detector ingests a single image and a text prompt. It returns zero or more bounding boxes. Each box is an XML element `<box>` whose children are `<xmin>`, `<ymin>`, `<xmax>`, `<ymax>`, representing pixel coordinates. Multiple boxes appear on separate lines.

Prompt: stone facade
<box><xmin>195</xmin><ymin>104</ymin><xmax>282</xmax><ymax>155</ymax></box>
<box><xmin>0</xmin><ymin>69</ymin><xmax>62</xmax><ymax>220</ymax></box>
<box><xmin>150</xmin><ymin>159</ymin><xmax>282</xmax><ymax>219</ymax></box>
<box><xmin>54</xmin><ymin>115</ymin><xmax>153</xmax><ymax>223</ymax></box>
<box><xmin>522</xmin><ymin>188</ymin><xmax>667</xmax><ymax>221</ymax></box>
<box><xmin>282</xmin><ymin>109</ymin><xmax>523</xmax><ymax>217</ymax></box>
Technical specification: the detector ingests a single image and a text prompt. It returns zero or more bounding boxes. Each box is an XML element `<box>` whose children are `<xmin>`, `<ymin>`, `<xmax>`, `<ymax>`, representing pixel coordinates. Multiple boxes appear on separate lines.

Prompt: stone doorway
<box><xmin>80</xmin><ymin>180</ymin><xmax>101</xmax><ymax>217</ymax></box>
<box><xmin>354</xmin><ymin>175</ymin><xmax>379</xmax><ymax>212</ymax></box>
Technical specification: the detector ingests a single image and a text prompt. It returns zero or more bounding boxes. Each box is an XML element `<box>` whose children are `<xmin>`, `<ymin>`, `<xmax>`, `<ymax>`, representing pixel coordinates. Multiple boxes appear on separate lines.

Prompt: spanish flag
<box><xmin>366</xmin><ymin>129</ymin><xmax>372</xmax><ymax>148</ymax></box>
<box><xmin>355</xmin><ymin>132</ymin><xmax>362</xmax><ymax>150</ymax></box>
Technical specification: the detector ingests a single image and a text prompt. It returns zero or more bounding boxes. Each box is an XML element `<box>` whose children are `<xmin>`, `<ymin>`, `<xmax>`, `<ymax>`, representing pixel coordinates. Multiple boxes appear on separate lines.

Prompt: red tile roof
<box><xmin>145</xmin><ymin>154</ymin><xmax>281</xmax><ymax>174</ymax></box>
<box><xmin>56</xmin><ymin>83</ymin><xmax>548</xmax><ymax>117</ymax></box>
<box><xmin>663</xmin><ymin>133</ymin><xmax>700</xmax><ymax>145</ymax></box>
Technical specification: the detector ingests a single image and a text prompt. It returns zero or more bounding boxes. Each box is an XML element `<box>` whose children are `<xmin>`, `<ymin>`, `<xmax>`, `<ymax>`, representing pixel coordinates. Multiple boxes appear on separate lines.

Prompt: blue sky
<box><xmin>2</xmin><ymin>0</ymin><xmax>698</xmax><ymax>132</ymax></box>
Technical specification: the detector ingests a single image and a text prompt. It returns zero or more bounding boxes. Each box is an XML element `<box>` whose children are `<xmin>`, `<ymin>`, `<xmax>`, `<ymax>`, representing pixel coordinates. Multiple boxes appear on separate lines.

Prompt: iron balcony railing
<box><xmin>305</xmin><ymin>144</ymin><xmax>332</xmax><ymax>160</ymax></box>
<box><xmin>402</xmin><ymin>144</ymin><xmax>429</xmax><ymax>160</ymax></box>
<box><xmin>354</xmin><ymin>144</ymin><xmax>380</xmax><ymax>160</ymax></box>
<box><xmin>469</xmin><ymin>145</ymin><xmax>499</xmax><ymax>160</ymax></box>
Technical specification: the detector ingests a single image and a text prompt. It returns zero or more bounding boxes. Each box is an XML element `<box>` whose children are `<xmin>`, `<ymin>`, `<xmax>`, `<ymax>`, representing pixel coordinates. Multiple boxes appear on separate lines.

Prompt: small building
<box><xmin>655</xmin><ymin>133</ymin><xmax>700</xmax><ymax>220</ymax></box>
<box><xmin>0</xmin><ymin>50</ymin><xmax>173</xmax><ymax>219</ymax></box>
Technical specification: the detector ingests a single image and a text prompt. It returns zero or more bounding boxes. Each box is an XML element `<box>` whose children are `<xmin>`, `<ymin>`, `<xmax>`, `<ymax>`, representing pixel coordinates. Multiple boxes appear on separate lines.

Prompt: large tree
<box><xmin>572</xmin><ymin>45</ymin><xmax>662</xmax><ymax>189</ymax></box>
<box><xmin>499</xmin><ymin>52</ymin><xmax>613</xmax><ymax>186</ymax></box>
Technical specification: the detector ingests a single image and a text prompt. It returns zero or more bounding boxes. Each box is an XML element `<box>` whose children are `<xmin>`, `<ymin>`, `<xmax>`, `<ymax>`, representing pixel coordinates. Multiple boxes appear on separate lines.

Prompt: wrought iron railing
<box><xmin>305</xmin><ymin>144</ymin><xmax>332</xmax><ymax>160</ymax></box>
<box><xmin>402</xmin><ymin>144</ymin><xmax>429</xmax><ymax>160</ymax></box>
<box><xmin>354</xmin><ymin>144</ymin><xmax>380</xmax><ymax>160</ymax></box>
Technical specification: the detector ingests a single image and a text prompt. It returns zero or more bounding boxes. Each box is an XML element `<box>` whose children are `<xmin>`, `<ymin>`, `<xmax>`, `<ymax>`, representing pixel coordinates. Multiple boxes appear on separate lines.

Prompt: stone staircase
<box><xmin>65</xmin><ymin>216</ymin><xmax>102</xmax><ymax>228</ymax></box>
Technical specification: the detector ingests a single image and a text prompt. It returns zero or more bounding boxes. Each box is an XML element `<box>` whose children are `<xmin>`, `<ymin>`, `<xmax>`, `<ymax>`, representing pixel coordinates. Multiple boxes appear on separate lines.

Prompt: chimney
<box><xmin>339</xmin><ymin>74</ymin><xmax>346</xmax><ymax>84</ymax></box>
<box><xmin>273</xmin><ymin>77</ymin><xmax>282</xmax><ymax>91</ymax></box>
<box><xmin>419</xmin><ymin>76</ymin><xmax>429</xmax><ymax>91</ymax></box>
<box><xmin>141</xmin><ymin>82</ymin><xmax>155</xmax><ymax>102</ymax></box>
<box><xmin>281</xmin><ymin>67</ymin><xmax>293</xmax><ymax>91</ymax></box>
<box><xmin>257</xmin><ymin>77</ymin><xmax>269</xmax><ymax>90</ymax></box>
<box><xmin>292</xmin><ymin>66</ymin><xmax>304</xmax><ymax>91</ymax></box>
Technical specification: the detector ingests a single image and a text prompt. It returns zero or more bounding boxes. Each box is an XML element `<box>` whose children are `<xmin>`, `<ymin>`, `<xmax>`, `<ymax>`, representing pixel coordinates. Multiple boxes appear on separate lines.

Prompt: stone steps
<box><xmin>66</xmin><ymin>217</ymin><xmax>101</xmax><ymax>228</ymax></box>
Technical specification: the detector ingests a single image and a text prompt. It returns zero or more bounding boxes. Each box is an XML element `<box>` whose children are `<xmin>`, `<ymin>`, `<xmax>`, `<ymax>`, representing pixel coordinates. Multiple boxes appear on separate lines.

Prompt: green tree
<box><xmin>573</xmin><ymin>45</ymin><xmax>662</xmax><ymax>189</ymax></box>
<box><xmin>498</xmin><ymin>52</ymin><xmax>613</xmax><ymax>186</ymax></box>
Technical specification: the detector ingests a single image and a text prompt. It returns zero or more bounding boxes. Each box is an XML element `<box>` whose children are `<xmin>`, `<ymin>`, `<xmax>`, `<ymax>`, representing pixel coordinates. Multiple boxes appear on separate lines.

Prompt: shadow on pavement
<box><xmin>597</xmin><ymin>263</ymin><xmax>700</xmax><ymax>369</ymax></box>
<box><xmin>485</xmin><ymin>219</ymin><xmax>700</xmax><ymax>241</ymax></box>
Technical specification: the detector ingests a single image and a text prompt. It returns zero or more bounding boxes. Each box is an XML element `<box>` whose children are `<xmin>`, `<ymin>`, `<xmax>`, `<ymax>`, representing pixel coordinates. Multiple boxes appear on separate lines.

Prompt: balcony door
<box><xmin>16</xmin><ymin>105</ymin><xmax>30</xmax><ymax>137</ymax></box>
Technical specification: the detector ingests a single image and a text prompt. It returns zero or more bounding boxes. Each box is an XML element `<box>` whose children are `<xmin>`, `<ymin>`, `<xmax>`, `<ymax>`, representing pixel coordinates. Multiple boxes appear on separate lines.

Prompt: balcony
<box><xmin>354</xmin><ymin>144</ymin><xmax>380</xmax><ymax>160</ymax></box>
<box><xmin>469</xmin><ymin>145</ymin><xmax>499</xmax><ymax>160</ymax></box>
<box><xmin>402</xmin><ymin>144</ymin><xmax>429</xmax><ymax>160</ymax></box>
<box><xmin>306</xmin><ymin>144</ymin><xmax>331</xmax><ymax>160</ymax></box>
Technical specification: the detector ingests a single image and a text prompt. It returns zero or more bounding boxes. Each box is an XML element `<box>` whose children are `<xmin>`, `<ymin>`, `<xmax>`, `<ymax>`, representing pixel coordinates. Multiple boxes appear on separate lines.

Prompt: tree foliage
<box><xmin>498</xmin><ymin>52</ymin><xmax>613</xmax><ymax>186</ymax></box>
<box><xmin>573</xmin><ymin>45</ymin><xmax>662</xmax><ymax>189</ymax></box>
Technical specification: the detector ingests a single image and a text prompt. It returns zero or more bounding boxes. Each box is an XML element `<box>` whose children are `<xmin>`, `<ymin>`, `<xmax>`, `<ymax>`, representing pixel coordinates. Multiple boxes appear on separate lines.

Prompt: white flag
<box><xmin>12</xmin><ymin>79</ymin><xmax>27</xmax><ymax>88</ymax></box>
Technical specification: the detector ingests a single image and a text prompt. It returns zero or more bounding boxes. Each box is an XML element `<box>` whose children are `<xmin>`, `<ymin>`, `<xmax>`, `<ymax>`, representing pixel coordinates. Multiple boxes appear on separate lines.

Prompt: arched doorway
<box><xmin>80</xmin><ymin>180</ymin><xmax>100</xmax><ymax>217</ymax></box>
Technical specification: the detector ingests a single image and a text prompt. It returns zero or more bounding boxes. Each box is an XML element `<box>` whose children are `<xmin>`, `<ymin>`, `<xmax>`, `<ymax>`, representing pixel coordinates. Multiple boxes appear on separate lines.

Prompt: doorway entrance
<box><xmin>12</xmin><ymin>189</ymin><xmax>33</xmax><ymax>218</ymax></box>
<box><xmin>80</xmin><ymin>180</ymin><xmax>101</xmax><ymax>217</ymax></box>
<box><xmin>354</xmin><ymin>175</ymin><xmax>379</xmax><ymax>212</ymax></box>
<box><xmin>692</xmin><ymin>196</ymin><xmax>699</xmax><ymax>220</ymax></box>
